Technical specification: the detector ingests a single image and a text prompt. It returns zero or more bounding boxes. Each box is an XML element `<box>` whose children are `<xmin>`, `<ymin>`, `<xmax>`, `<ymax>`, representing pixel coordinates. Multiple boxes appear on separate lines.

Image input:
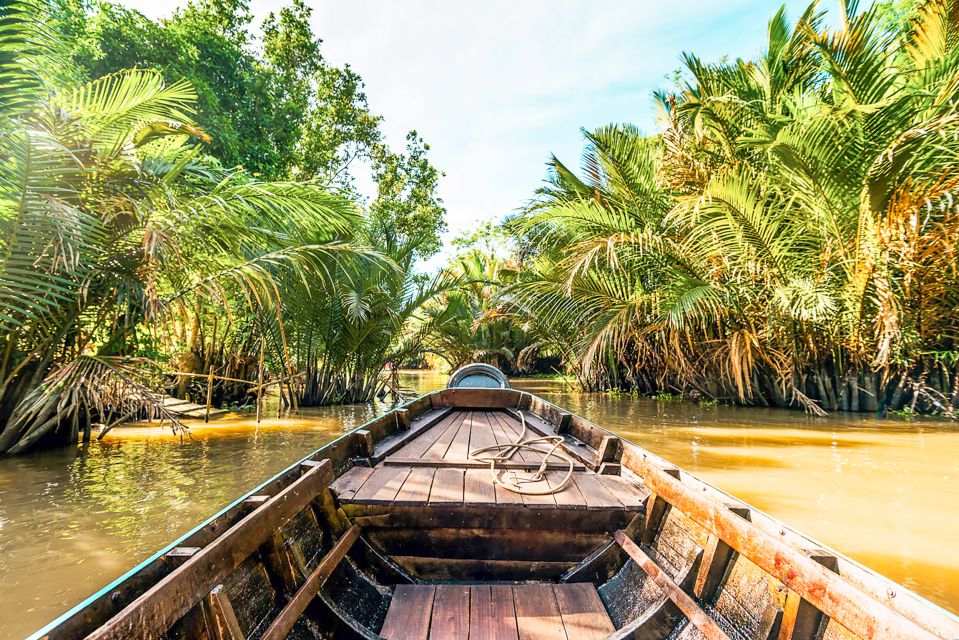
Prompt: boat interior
<box><xmin>36</xmin><ymin>383</ymin><xmax>959</xmax><ymax>640</ymax></box>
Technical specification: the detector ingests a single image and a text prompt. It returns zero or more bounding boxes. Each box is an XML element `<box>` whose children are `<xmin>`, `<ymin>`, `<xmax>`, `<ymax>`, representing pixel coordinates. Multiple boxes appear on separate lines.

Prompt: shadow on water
<box><xmin>0</xmin><ymin>370</ymin><xmax>956</xmax><ymax>638</ymax></box>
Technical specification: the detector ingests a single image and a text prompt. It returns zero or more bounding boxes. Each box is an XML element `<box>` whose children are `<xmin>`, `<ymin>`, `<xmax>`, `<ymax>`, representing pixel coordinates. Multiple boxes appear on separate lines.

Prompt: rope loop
<box><xmin>468</xmin><ymin>412</ymin><xmax>574</xmax><ymax>495</ymax></box>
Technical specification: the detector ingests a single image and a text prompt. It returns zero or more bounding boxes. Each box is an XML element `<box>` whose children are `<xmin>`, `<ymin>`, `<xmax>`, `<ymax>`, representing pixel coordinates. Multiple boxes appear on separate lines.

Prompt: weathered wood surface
<box><xmin>337</xmin><ymin>465</ymin><xmax>644</xmax><ymax>511</ymax></box>
<box><xmin>390</xmin><ymin>556</ymin><xmax>576</xmax><ymax>581</ymax></box>
<box><xmin>339</xmin><ymin>503</ymin><xmax>641</xmax><ymax>532</ymax></box>
<box><xmin>333</xmin><ymin>409</ymin><xmax>650</xmax><ymax>515</ymax></box>
<box><xmin>202</xmin><ymin>584</ymin><xmax>244</xmax><ymax>640</ymax></box>
<box><xmin>380</xmin><ymin>584</ymin><xmax>436</xmax><ymax>640</ymax></box>
<box><xmin>382</xmin><ymin>457</ymin><xmax>588</xmax><ymax>471</ymax></box>
<box><xmin>160</xmin><ymin>396</ymin><xmax>228</xmax><ymax>420</ymax></box>
<box><xmin>260</xmin><ymin>524</ymin><xmax>360</xmax><ymax>640</ymax></box>
<box><xmin>615</xmin><ymin>530</ymin><xmax>732</xmax><ymax>640</ymax></box>
<box><xmin>430</xmin><ymin>387</ymin><xmax>524</xmax><ymax>409</ymax></box>
<box><xmin>372</xmin><ymin>407</ymin><xmax>453</xmax><ymax>463</ymax></box>
<box><xmin>379</xmin><ymin>583</ymin><xmax>613</xmax><ymax>639</ymax></box>
<box><xmin>85</xmin><ymin>460</ymin><xmax>334</xmax><ymax>640</ymax></box>
<box><xmin>365</xmin><ymin>527</ymin><xmax>607</xmax><ymax>562</ymax></box>
<box><xmin>430</xmin><ymin>584</ymin><xmax>471</xmax><ymax>638</ymax></box>
<box><xmin>553</xmin><ymin>582</ymin><xmax>616</xmax><ymax>640</ymax></box>
<box><xmin>623</xmin><ymin>452</ymin><xmax>943</xmax><ymax>640</ymax></box>
<box><xmin>470</xmin><ymin>585</ymin><xmax>519</xmax><ymax>640</ymax></box>
<box><xmin>513</xmin><ymin>583</ymin><xmax>567</xmax><ymax>640</ymax></box>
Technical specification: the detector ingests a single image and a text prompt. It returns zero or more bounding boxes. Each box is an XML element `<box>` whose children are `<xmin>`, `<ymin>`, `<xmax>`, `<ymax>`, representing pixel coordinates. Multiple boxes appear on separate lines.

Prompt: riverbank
<box><xmin>0</xmin><ymin>371</ymin><xmax>956</xmax><ymax>638</ymax></box>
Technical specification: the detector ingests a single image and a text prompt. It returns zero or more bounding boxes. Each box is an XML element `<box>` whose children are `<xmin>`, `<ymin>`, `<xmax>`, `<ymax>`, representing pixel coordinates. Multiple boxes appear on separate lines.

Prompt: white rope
<box><xmin>469</xmin><ymin>411</ymin><xmax>575</xmax><ymax>496</ymax></box>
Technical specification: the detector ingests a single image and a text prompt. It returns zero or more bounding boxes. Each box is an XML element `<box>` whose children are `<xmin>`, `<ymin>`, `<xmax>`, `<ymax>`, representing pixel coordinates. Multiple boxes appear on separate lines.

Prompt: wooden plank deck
<box><xmin>333</xmin><ymin>409</ymin><xmax>649</xmax><ymax>513</ymax></box>
<box><xmin>379</xmin><ymin>583</ymin><xmax>614</xmax><ymax>640</ymax></box>
<box><xmin>161</xmin><ymin>396</ymin><xmax>229</xmax><ymax>420</ymax></box>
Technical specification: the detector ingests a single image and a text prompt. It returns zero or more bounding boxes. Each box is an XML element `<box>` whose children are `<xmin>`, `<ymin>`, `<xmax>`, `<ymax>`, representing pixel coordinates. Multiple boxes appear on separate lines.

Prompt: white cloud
<box><xmin>117</xmin><ymin>0</ymin><xmax>810</xmax><ymax>264</ymax></box>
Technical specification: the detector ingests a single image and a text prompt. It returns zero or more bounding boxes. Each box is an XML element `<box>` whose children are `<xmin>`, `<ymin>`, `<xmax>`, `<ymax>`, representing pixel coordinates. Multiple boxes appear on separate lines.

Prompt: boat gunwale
<box><xmin>24</xmin><ymin>393</ymin><xmax>433</xmax><ymax>640</ymax></box>
<box><xmin>26</xmin><ymin>386</ymin><xmax>959</xmax><ymax>640</ymax></box>
<box><xmin>523</xmin><ymin>390</ymin><xmax>959</xmax><ymax>636</ymax></box>
<box><xmin>513</xmin><ymin>389</ymin><xmax>959</xmax><ymax>624</ymax></box>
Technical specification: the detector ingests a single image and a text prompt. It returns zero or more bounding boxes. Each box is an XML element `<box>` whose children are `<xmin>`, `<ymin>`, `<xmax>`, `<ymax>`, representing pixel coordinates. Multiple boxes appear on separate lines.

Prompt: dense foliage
<box><xmin>0</xmin><ymin>0</ymin><xmax>447</xmax><ymax>453</ymax></box>
<box><xmin>497</xmin><ymin>0</ymin><xmax>959</xmax><ymax>415</ymax></box>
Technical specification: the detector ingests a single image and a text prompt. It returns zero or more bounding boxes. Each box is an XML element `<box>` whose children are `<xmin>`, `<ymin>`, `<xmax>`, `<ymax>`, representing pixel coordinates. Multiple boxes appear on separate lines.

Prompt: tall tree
<box><xmin>370</xmin><ymin>131</ymin><xmax>447</xmax><ymax>258</ymax></box>
<box><xmin>0</xmin><ymin>3</ymin><xmax>375</xmax><ymax>454</ymax></box>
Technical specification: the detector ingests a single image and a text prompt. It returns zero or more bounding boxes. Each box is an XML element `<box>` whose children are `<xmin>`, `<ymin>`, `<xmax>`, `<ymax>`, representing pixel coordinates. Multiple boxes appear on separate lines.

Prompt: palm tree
<box><xmin>0</xmin><ymin>3</ymin><xmax>370</xmax><ymax>453</ymax></box>
<box><xmin>279</xmin><ymin>219</ymin><xmax>451</xmax><ymax>405</ymax></box>
<box><xmin>423</xmin><ymin>250</ymin><xmax>530</xmax><ymax>373</ymax></box>
<box><xmin>506</xmin><ymin>0</ymin><xmax>959</xmax><ymax>415</ymax></box>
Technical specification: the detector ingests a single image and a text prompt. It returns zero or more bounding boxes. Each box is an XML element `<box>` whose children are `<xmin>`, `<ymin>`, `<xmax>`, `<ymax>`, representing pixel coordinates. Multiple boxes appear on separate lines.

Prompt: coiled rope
<box><xmin>469</xmin><ymin>412</ymin><xmax>574</xmax><ymax>495</ymax></box>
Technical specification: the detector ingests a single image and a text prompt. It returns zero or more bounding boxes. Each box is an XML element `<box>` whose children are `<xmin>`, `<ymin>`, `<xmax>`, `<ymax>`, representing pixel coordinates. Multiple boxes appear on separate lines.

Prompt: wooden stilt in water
<box><xmin>204</xmin><ymin>365</ymin><xmax>215</xmax><ymax>423</ymax></box>
<box><xmin>256</xmin><ymin>336</ymin><xmax>265</xmax><ymax>424</ymax></box>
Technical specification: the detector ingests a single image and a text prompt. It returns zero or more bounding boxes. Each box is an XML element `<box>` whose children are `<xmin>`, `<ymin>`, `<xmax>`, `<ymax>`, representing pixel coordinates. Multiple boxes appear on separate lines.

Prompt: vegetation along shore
<box><xmin>3</xmin><ymin>0</ymin><xmax>959</xmax><ymax>457</ymax></box>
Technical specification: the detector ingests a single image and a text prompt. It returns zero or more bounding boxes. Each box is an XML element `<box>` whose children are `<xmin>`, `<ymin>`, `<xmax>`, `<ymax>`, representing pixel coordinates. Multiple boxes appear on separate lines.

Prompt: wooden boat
<box><xmin>29</xmin><ymin>364</ymin><xmax>959</xmax><ymax>640</ymax></box>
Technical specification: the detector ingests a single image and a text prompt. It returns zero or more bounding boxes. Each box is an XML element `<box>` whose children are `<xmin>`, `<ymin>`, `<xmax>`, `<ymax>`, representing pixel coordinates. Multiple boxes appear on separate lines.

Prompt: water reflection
<box><xmin>0</xmin><ymin>402</ymin><xmax>386</xmax><ymax>640</ymax></box>
<box><xmin>0</xmin><ymin>371</ymin><xmax>956</xmax><ymax>639</ymax></box>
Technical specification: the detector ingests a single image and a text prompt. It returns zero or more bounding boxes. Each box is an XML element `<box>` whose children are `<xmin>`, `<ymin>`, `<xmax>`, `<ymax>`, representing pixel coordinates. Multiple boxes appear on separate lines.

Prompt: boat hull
<box><xmin>28</xmin><ymin>387</ymin><xmax>959</xmax><ymax>640</ymax></box>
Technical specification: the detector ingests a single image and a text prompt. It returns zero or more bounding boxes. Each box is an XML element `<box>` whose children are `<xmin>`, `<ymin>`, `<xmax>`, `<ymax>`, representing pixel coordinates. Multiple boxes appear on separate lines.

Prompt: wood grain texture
<box><xmin>470</xmin><ymin>584</ymin><xmax>519</xmax><ymax>640</ymax></box>
<box><xmin>596</xmin><ymin>474</ymin><xmax>648</xmax><ymax>509</ymax></box>
<box><xmin>552</xmin><ymin>583</ymin><xmax>615</xmax><ymax>640</ymax></box>
<box><xmin>393</xmin><ymin>467</ymin><xmax>435</xmax><ymax>505</ymax></box>
<box><xmin>430</xmin><ymin>584</ymin><xmax>471</xmax><ymax>638</ymax></box>
<box><xmin>572</xmin><ymin>473</ymin><xmax>624</xmax><ymax>510</ymax></box>
<box><xmin>393</xmin><ymin>411</ymin><xmax>460</xmax><ymax>459</ymax></box>
<box><xmin>512</xmin><ymin>583</ymin><xmax>567</xmax><ymax>640</ymax></box>
<box><xmin>328</xmin><ymin>465</ymin><xmax>374</xmax><ymax>500</ymax></box>
<box><xmin>380</xmin><ymin>584</ymin><xmax>436</xmax><ymax>640</ymax></box>
<box><xmin>464</xmin><ymin>467</ymin><xmax>498</xmax><ymax>506</ymax></box>
<box><xmin>615</xmin><ymin>530</ymin><xmax>731</xmax><ymax>640</ymax></box>
<box><xmin>467</xmin><ymin>410</ymin><xmax>498</xmax><ymax>456</ymax></box>
<box><xmin>423</xmin><ymin>412</ymin><xmax>469</xmax><ymax>459</ymax></box>
<box><xmin>86</xmin><ymin>461</ymin><xmax>333</xmax><ymax>640</ymax></box>
<box><xmin>428</xmin><ymin>468</ymin><xmax>464</xmax><ymax>504</ymax></box>
<box><xmin>352</xmin><ymin>466</ymin><xmax>411</xmax><ymax>504</ymax></box>
<box><xmin>444</xmin><ymin>411</ymin><xmax>474</xmax><ymax>460</ymax></box>
<box><xmin>259</xmin><ymin>525</ymin><xmax>360</xmax><ymax>640</ymax></box>
<box><xmin>547</xmin><ymin>470</ymin><xmax>587</xmax><ymax>510</ymax></box>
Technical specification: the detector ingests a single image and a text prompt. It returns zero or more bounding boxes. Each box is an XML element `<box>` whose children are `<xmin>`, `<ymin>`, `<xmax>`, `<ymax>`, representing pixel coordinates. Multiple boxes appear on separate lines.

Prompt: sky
<box><xmin>119</xmin><ymin>0</ymin><xmax>811</xmax><ymax>267</ymax></box>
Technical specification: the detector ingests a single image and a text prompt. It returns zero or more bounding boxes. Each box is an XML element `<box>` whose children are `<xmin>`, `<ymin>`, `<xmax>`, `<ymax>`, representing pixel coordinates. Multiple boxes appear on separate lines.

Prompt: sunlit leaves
<box><xmin>506</xmin><ymin>0</ymin><xmax>959</xmax><ymax>411</ymax></box>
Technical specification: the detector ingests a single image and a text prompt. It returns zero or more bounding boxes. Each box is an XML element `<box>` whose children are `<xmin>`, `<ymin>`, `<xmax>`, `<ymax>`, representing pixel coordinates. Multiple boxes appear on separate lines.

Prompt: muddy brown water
<box><xmin>0</xmin><ymin>371</ymin><xmax>956</xmax><ymax>638</ymax></box>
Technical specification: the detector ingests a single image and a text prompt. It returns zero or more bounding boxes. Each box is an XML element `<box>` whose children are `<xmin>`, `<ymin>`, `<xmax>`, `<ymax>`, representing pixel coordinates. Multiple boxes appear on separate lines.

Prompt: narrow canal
<box><xmin>0</xmin><ymin>371</ymin><xmax>956</xmax><ymax>638</ymax></box>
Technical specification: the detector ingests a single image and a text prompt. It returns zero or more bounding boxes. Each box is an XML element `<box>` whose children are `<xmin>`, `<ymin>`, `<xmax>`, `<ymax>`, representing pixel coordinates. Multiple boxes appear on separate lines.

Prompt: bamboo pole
<box><xmin>204</xmin><ymin>365</ymin><xmax>215</xmax><ymax>423</ymax></box>
<box><xmin>256</xmin><ymin>336</ymin><xmax>265</xmax><ymax>424</ymax></box>
<box><xmin>163</xmin><ymin>371</ymin><xmax>254</xmax><ymax>385</ymax></box>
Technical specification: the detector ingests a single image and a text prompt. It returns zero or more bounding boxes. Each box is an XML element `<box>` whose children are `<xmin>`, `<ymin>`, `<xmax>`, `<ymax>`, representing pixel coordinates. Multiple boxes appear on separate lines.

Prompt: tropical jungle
<box><xmin>4</xmin><ymin>0</ymin><xmax>959</xmax><ymax>457</ymax></box>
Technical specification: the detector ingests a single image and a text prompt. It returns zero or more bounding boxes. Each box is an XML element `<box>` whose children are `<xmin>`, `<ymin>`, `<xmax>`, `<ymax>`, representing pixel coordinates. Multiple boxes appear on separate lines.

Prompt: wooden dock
<box><xmin>161</xmin><ymin>397</ymin><xmax>228</xmax><ymax>420</ymax></box>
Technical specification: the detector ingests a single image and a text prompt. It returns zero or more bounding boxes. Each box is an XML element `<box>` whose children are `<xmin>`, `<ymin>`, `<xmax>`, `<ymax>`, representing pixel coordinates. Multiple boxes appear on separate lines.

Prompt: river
<box><xmin>0</xmin><ymin>371</ymin><xmax>956</xmax><ymax>638</ymax></box>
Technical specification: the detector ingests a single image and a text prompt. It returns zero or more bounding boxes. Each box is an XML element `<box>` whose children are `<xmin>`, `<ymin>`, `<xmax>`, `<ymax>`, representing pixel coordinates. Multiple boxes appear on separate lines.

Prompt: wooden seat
<box><xmin>329</xmin><ymin>408</ymin><xmax>649</xmax><ymax>514</ymax></box>
<box><xmin>379</xmin><ymin>583</ymin><xmax>616</xmax><ymax>640</ymax></box>
<box><xmin>330</xmin><ymin>408</ymin><xmax>649</xmax><ymax>582</ymax></box>
<box><xmin>331</xmin><ymin>465</ymin><xmax>646</xmax><ymax>511</ymax></box>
